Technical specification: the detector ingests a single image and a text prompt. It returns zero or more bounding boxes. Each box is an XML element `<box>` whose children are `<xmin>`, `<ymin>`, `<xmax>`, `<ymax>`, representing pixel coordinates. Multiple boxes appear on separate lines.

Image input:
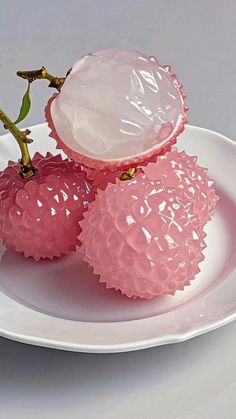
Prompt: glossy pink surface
<box><xmin>79</xmin><ymin>152</ymin><xmax>218</xmax><ymax>299</ymax></box>
<box><xmin>85</xmin><ymin>148</ymin><xmax>219</xmax><ymax>223</ymax></box>
<box><xmin>46</xmin><ymin>49</ymin><xmax>187</xmax><ymax>170</ymax></box>
<box><xmin>0</xmin><ymin>153</ymin><xmax>94</xmax><ymax>261</ymax></box>
<box><xmin>82</xmin><ymin>141</ymin><xmax>173</xmax><ymax>191</ymax></box>
<box><xmin>143</xmin><ymin>149</ymin><xmax>219</xmax><ymax>225</ymax></box>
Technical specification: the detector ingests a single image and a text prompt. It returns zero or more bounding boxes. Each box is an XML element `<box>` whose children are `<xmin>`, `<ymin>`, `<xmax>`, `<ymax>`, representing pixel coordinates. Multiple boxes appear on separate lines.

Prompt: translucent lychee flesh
<box><xmin>79</xmin><ymin>162</ymin><xmax>217</xmax><ymax>299</ymax></box>
<box><xmin>46</xmin><ymin>49</ymin><xmax>187</xmax><ymax>170</ymax></box>
<box><xmin>0</xmin><ymin>153</ymin><xmax>94</xmax><ymax>261</ymax></box>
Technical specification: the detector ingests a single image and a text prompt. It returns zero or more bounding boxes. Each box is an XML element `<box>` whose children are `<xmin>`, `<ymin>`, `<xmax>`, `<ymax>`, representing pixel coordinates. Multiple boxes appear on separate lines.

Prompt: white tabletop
<box><xmin>0</xmin><ymin>1</ymin><xmax>235</xmax><ymax>417</ymax></box>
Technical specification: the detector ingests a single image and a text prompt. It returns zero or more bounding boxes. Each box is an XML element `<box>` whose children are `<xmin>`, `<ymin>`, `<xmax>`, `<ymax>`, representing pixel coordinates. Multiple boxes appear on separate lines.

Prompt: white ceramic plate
<box><xmin>0</xmin><ymin>124</ymin><xmax>235</xmax><ymax>353</ymax></box>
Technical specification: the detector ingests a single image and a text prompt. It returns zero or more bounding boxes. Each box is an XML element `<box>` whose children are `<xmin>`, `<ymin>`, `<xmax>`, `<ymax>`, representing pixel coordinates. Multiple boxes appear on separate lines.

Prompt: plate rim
<box><xmin>0</xmin><ymin>310</ymin><xmax>236</xmax><ymax>353</ymax></box>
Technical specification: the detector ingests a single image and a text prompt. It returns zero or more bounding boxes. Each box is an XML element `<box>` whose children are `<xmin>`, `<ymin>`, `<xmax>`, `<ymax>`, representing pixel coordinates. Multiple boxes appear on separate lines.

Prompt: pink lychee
<box><xmin>83</xmin><ymin>149</ymin><xmax>218</xmax><ymax>229</ymax></box>
<box><xmin>79</xmin><ymin>164</ymin><xmax>214</xmax><ymax>299</ymax></box>
<box><xmin>0</xmin><ymin>153</ymin><xmax>94</xmax><ymax>261</ymax></box>
<box><xmin>46</xmin><ymin>49</ymin><xmax>187</xmax><ymax>171</ymax></box>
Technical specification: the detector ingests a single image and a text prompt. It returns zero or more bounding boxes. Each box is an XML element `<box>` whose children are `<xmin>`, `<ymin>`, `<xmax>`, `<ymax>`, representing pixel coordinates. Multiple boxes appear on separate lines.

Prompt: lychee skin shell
<box><xmin>79</xmin><ymin>172</ymin><xmax>208</xmax><ymax>299</ymax></box>
<box><xmin>0</xmin><ymin>153</ymin><xmax>94</xmax><ymax>261</ymax></box>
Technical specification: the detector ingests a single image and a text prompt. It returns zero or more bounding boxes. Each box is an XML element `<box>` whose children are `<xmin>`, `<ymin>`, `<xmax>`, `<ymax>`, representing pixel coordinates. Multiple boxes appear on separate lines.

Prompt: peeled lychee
<box><xmin>0</xmin><ymin>153</ymin><xmax>94</xmax><ymax>261</ymax></box>
<box><xmin>79</xmin><ymin>162</ymin><xmax>215</xmax><ymax>299</ymax></box>
<box><xmin>46</xmin><ymin>49</ymin><xmax>187</xmax><ymax>170</ymax></box>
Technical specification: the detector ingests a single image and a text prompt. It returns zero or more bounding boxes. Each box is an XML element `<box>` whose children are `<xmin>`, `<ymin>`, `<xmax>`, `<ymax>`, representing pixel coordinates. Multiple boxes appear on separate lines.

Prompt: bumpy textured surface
<box><xmin>84</xmin><ymin>149</ymin><xmax>219</xmax><ymax>225</ymax></box>
<box><xmin>46</xmin><ymin>49</ymin><xmax>188</xmax><ymax>170</ymax></box>
<box><xmin>82</xmin><ymin>165</ymin><xmax>125</xmax><ymax>192</ymax></box>
<box><xmin>82</xmin><ymin>141</ymin><xmax>173</xmax><ymax>191</ymax></box>
<box><xmin>79</xmin><ymin>165</ymin><xmax>213</xmax><ymax>299</ymax></box>
<box><xmin>143</xmin><ymin>149</ymin><xmax>219</xmax><ymax>225</ymax></box>
<box><xmin>0</xmin><ymin>153</ymin><xmax>94</xmax><ymax>261</ymax></box>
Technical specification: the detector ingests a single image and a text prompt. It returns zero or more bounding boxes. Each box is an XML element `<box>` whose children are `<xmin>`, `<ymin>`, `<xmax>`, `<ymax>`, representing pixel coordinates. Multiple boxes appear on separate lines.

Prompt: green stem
<box><xmin>0</xmin><ymin>107</ymin><xmax>35</xmax><ymax>178</ymax></box>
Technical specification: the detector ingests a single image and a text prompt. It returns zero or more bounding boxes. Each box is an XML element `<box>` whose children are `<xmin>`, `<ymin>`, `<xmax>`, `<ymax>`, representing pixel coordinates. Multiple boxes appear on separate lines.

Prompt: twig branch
<box><xmin>17</xmin><ymin>67</ymin><xmax>65</xmax><ymax>92</ymax></box>
<box><xmin>0</xmin><ymin>107</ymin><xmax>35</xmax><ymax>178</ymax></box>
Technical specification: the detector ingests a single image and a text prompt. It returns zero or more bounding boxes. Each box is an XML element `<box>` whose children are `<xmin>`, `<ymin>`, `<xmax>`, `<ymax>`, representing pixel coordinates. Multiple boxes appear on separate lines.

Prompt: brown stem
<box><xmin>17</xmin><ymin>67</ymin><xmax>65</xmax><ymax>92</ymax></box>
<box><xmin>0</xmin><ymin>107</ymin><xmax>36</xmax><ymax>178</ymax></box>
<box><xmin>120</xmin><ymin>167</ymin><xmax>136</xmax><ymax>181</ymax></box>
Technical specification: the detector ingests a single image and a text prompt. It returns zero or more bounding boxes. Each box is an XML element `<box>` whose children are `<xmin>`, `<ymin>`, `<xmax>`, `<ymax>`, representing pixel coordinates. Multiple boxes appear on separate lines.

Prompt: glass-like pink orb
<box><xmin>0</xmin><ymin>153</ymin><xmax>94</xmax><ymax>261</ymax></box>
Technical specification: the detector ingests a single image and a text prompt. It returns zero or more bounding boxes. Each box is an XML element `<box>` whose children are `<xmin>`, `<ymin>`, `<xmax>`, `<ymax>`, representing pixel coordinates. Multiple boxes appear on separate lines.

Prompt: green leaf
<box><xmin>14</xmin><ymin>81</ymin><xmax>31</xmax><ymax>125</ymax></box>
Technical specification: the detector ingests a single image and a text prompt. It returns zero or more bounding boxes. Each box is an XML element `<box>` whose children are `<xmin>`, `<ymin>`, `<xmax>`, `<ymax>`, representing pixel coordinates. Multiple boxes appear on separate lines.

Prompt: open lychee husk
<box><xmin>45</xmin><ymin>49</ymin><xmax>188</xmax><ymax>171</ymax></box>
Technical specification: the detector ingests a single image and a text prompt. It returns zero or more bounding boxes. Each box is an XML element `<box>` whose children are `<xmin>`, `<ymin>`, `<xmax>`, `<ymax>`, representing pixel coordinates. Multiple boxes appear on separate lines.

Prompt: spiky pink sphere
<box><xmin>83</xmin><ymin>149</ymin><xmax>218</xmax><ymax>227</ymax></box>
<box><xmin>79</xmin><ymin>162</ymin><xmax>213</xmax><ymax>299</ymax></box>
<box><xmin>0</xmin><ymin>153</ymin><xmax>94</xmax><ymax>261</ymax></box>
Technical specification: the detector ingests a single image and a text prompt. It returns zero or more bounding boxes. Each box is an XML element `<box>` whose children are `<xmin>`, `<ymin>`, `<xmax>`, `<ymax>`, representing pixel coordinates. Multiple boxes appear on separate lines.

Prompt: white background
<box><xmin>0</xmin><ymin>1</ymin><xmax>236</xmax><ymax>418</ymax></box>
